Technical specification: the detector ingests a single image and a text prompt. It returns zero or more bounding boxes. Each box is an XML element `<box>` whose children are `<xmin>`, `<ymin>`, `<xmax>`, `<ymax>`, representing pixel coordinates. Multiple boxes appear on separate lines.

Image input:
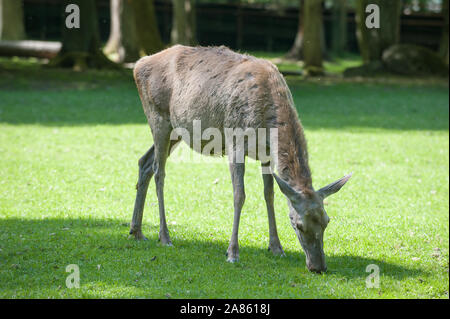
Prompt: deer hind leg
<box><xmin>226</xmin><ymin>159</ymin><xmax>246</xmax><ymax>263</ymax></box>
<box><xmin>261</xmin><ymin>162</ymin><xmax>285</xmax><ymax>256</ymax></box>
<box><xmin>130</xmin><ymin>145</ymin><xmax>155</xmax><ymax>240</ymax></box>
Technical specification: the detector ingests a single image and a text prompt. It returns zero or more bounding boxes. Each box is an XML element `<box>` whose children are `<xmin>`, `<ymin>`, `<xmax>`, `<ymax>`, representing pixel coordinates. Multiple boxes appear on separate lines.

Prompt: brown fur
<box><xmin>267</xmin><ymin>69</ymin><xmax>313</xmax><ymax>193</ymax></box>
<box><xmin>133</xmin><ymin>45</ymin><xmax>313</xmax><ymax>193</ymax></box>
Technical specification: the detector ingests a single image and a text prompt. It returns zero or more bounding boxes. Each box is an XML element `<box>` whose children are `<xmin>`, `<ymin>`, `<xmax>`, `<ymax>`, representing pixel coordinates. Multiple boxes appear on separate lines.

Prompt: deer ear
<box><xmin>317</xmin><ymin>173</ymin><xmax>352</xmax><ymax>199</ymax></box>
<box><xmin>273</xmin><ymin>173</ymin><xmax>300</xmax><ymax>200</ymax></box>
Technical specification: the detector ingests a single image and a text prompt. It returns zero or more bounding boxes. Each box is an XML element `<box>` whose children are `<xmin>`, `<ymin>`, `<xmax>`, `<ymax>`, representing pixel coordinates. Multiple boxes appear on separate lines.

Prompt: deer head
<box><xmin>273</xmin><ymin>173</ymin><xmax>352</xmax><ymax>273</ymax></box>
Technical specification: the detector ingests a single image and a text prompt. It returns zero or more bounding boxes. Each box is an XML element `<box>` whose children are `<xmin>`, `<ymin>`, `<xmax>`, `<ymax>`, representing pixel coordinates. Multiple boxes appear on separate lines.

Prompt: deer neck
<box><xmin>274</xmin><ymin>107</ymin><xmax>313</xmax><ymax>193</ymax></box>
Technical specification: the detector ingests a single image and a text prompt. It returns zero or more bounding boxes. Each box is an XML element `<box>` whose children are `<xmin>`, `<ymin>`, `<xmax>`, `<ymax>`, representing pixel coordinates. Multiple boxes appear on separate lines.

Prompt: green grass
<box><xmin>0</xmin><ymin>58</ymin><xmax>448</xmax><ymax>298</ymax></box>
<box><xmin>248</xmin><ymin>51</ymin><xmax>363</xmax><ymax>74</ymax></box>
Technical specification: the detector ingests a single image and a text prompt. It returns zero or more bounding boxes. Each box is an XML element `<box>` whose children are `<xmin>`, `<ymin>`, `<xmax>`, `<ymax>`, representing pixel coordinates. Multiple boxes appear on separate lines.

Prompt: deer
<box><xmin>129</xmin><ymin>45</ymin><xmax>352</xmax><ymax>273</ymax></box>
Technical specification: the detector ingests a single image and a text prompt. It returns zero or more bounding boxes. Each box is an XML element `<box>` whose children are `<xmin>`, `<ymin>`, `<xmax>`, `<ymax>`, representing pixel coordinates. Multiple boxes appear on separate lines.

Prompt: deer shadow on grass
<box><xmin>0</xmin><ymin>217</ymin><xmax>429</xmax><ymax>297</ymax></box>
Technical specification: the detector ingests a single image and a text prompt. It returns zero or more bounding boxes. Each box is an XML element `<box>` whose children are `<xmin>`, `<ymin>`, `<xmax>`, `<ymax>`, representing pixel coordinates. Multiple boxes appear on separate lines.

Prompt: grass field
<box><xmin>0</xmin><ymin>57</ymin><xmax>448</xmax><ymax>298</ymax></box>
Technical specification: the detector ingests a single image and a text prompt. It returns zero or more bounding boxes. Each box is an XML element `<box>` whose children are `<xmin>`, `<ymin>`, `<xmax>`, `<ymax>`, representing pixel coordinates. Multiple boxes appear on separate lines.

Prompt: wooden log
<box><xmin>0</xmin><ymin>40</ymin><xmax>61</xmax><ymax>59</ymax></box>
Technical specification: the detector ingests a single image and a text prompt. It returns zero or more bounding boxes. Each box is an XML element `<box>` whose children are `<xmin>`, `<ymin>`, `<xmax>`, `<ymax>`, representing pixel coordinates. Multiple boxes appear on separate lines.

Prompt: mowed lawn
<box><xmin>0</xmin><ymin>59</ymin><xmax>448</xmax><ymax>298</ymax></box>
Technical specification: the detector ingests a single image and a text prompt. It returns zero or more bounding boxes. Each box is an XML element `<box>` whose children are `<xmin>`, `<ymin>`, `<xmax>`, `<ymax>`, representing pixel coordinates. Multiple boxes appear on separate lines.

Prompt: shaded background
<box><xmin>0</xmin><ymin>0</ymin><xmax>448</xmax><ymax>76</ymax></box>
<box><xmin>20</xmin><ymin>0</ymin><xmax>445</xmax><ymax>52</ymax></box>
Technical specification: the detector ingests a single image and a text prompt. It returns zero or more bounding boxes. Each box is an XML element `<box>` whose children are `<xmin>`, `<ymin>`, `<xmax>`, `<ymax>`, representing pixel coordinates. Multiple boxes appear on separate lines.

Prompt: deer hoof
<box><xmin>226</xmin><ymin>256</ymin><xmax>239</xmax><ymax>263</ymax></box>
<box><xmin>160</xmin><ymin>240</ymin><xmax>173</xmax><ymax>247</ymax></box>
<box><xmin>268</xmin><ymin>244</ymin><xmax>285</xmax><ymax>257</ymax></box>
<box><xmin>129</xmin><ymin>230</ymin><xmax>148</xmax><ymax>241</ymax></box>
<box><xmin>158</xmin><ymin>234</ymin><xmax>173</xmax><ymax>246</ymax></box>
<box><xmin>226</xmin><ymin>251</ymin><xmax>239</xmax><ymax>263</ymax></box>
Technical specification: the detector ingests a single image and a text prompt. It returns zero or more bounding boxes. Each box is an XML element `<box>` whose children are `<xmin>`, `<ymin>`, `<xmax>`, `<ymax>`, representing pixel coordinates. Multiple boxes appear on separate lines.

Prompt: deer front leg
<box><xmin>153</xmin><ymin>127</ymin><xmax>173</xmax><ymax>246</ymax></box>
<box><xmin>226</xmin><ymin>161</ymin><xmax>246</xmax><ymax>263</ymax></box>
<box><xmin>130</xmin><ymin>146</ymin><xmax>155</xmax><ymax>240</ymax></box>
<box><xmin>261</xmin><ymin>164</ymin><xmax>285</xmax><ymax>256</ymax></box>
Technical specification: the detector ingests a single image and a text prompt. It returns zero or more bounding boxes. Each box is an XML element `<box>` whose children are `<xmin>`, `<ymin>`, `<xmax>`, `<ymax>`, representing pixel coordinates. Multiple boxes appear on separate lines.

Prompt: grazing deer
<box><xmin>129</xmin><ymin>45</ymin><xmax>351</xmax><ymax>273</ymax></box>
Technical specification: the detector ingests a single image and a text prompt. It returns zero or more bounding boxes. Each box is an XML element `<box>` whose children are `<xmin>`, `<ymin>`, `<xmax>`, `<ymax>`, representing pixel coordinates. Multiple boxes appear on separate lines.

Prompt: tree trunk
<box><xmin>378</xmin><ymin>0</ymin><xmax>401</xmax><ymax>52</ymax></box>
<box><xmin>331</xmin><ymin>0</ymin><xmax>347</xmax><ymax>56</ymax></box>
<box><xmin>0</xmin><ymin>0</ymin><xmax>26</xmax><ymax>40</ymax></box>
<box><xmin>171</xmin><ymin>0</ymin><xmax>197</xmax><ymax>45</ymax></box>
<box><xmin>104</xmin><ymin>0</ymin><xmax>140</xmax><ymax>63</ymax></box>
<box><xmin>303</xmin><ymin>0</ymin><xmax>324</xmax><ymax>75</ymax></box>
<box><xmin>286</xmin><ymin>0</ymin><xmax>304</xmax><ymax>60</ymax></box>
<box><xmin>49</xmin><ymin>0</ymin><xmax>118</xmax><ymax>70</ymax></box>
<box><xmin>439</xmin><ymin>0</ymin><xmax>449</xmax><ymax>65</ymax></box>
<box><xmin>129</xmin><ymin>0</ymin><xmax>164</xmax><ymax>55</ymax></box>
<box><xmin>355</xmin><ymin>0</ymin><xmax>379</xmax><ymax>63</ymax></box>
<box><xmin>355</xmin><ymin>0</ymin><xmax>401</xmax><ymax>64</ymax></box>
<box><xmin>236</xmin><ymin>0</ymin><xmax>243</xmax><ymax>50</ymax></box>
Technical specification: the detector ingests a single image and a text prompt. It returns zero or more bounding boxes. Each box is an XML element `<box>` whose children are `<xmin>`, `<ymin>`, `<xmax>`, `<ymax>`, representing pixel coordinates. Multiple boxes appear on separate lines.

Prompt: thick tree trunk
<box><xmin>129</xmin><ymin>0</ymin><xmax>164</xmax><ymax>55</ymax></box>
<box><xmin>331</xmin><ymin>0</ymin><xmax>347</xmax><ymax>56</ymax></box>
<box><xmin>355</xmin><ymin>0</ymin><xmax>401</xmax><ymax>64</ymax></box>
<box><xmin>171</xmin><ymin>0</ymin><xmax>197</xmax><ymax>45</ymax></box>
<box><xmin>303</xmin><ymin>0</ymin><xmax>324</xmax><ymax>75</ymax></box>
<box><xmin>377</xmin><ymin>0</ymin><xmax>401</xmax><ymax>51</ymax></box>
<box><xmin>286</xmin><ymin>0</ymin><xmax>304</xmax><ymax>60</ymax></box>
<box><xmin>0</xmin><ymin>0</ymin><xmax>26</xmax><ymax>40</ymax></box>
<box><xmin>104</xmin><ymin>0</ymin><xmax>140</xmax><ymax>63</ymax></box>
<box><xmin>439</xmin><ymin>0</ymin><xmax>449</xmax><ymax>65</ymax></box>
<box><xmin>236</xmin><ymin>0</ymin><xmax>243</xmax><ymax>50</ymax></box>
<box><xmin>49</xmin><ymin>0</ymin><xmax>118</xmax><ymax>70</ymax></box>
<box><xmin>355</xmin><ymin>0</ymin><xmax>379</xmax><ymax>63</ymax></box>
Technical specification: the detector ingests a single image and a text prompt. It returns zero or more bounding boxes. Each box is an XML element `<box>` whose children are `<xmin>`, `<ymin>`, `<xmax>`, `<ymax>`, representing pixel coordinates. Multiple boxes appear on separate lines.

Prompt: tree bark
<box><xmin>236</xmin><ymin>0</ymin><xmax>243</xmax><ymax>50</ymax></box>
<box><xmin>378</xmin><ymin>0</ymin><xmax>401</xmax><ymax>52</ymax></box>
<box><xmin>303</xmin><ymin>0</ymin><xmax>324</xmax><ymax>75</ymax></box>
<box><xmin>331</xmin><ymin>0</ymin><xmax>347</xmax><ymax>56</ymax></box>
<box><xmin>286</xmin><ymin>0</ymin><xmax>304</xmax><ymax>60</ymax></box>
<box><xmin>171</xmin><ymin>0</ymin><xmax>197</xmax><ymax>45</ymax></box>
<box><xmin>104</xmin><ymin>0</ymin><xmax>140</xmax><ymax>63</ymax></box>
<box><xmin>129</xmin><ymin>0</ymin><xmax>164</xmax><ymax>55</ymax></box>
<box><xmin>355</xmin><ymin>0</ymin><xmax>401</xmax><ymax>64</ymax></box>
<box><xmin>49</xmin><ymin>0</ymin><xmax>118</xmax><ymax>70</ymax></box>
<box><xmin>0</xmin><ymin>0</ymin><xmax>26</xmax><ymax>40</ymax></box>
<box><xmin>439</xmin><ymin>0</ymin><xmax>449</xmax><ymax>65</ymax></box>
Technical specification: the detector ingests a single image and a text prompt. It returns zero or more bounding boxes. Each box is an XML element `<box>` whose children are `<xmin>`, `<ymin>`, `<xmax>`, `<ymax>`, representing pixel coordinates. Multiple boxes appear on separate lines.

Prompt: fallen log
<box><xmin>0</xmin><ymin>40</ymin><xmax>61</xmax><ymax>59</ymax></box>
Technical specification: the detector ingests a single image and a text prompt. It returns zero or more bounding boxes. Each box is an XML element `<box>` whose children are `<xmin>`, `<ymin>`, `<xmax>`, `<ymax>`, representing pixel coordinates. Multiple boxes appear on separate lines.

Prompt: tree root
<box><xmin>48</xmin><ymin>50</ymin><xmax>122</xmax><ymax>71</ymax></box>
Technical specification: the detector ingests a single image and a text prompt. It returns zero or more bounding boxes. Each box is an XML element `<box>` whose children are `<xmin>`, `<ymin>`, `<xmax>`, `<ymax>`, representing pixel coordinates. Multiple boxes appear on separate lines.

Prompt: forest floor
<box><xmin>0</xmin><ymin>56</ymin><xmax>448</xmax><ymax>298</ymax></box>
